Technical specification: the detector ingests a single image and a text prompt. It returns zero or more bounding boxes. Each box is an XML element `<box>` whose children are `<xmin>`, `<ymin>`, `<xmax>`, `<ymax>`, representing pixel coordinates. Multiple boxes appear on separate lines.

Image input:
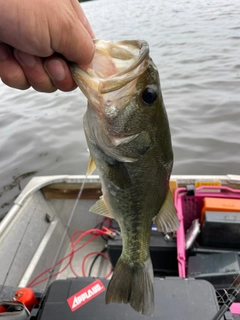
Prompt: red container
<box><xmin>174</xmin><ymin>186</ymin><xmax>240</xmax><ymax>278</ymax></box>
<box><xmin>14</xmin><ymin>288</ymin><xmax>38</xmax><ymax>311</ymax></box>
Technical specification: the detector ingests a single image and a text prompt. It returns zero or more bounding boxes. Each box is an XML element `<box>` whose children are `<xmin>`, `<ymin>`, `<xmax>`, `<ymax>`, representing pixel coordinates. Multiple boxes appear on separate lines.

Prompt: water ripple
<box><xmin>0</xmin><ymin>0</ymin><xmax>240</xmax><ymax>217</ymax></box>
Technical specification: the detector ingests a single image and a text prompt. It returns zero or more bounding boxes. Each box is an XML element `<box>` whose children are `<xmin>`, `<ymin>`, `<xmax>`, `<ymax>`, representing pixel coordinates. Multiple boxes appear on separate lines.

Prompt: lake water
<box><xmin>0</xmin><ymin>0</ymin><xmax>240</xmax><ymax>219</ymax></box>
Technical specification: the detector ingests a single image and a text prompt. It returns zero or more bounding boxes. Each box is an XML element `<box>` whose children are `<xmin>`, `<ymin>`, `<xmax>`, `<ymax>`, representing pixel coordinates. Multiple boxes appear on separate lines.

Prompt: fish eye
<box><xmin>142</xmin><ymin>87</ymin><xmax>158</xmax><ymax>105</ymax></box>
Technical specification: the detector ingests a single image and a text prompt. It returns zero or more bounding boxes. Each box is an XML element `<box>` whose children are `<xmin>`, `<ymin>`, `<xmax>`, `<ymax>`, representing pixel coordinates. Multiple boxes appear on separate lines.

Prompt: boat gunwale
<box><xmin>0</xmin><ymin>175</ymin><xmax>100</xmax><ymax>237</ymax></box>
<box><xmin>1</xmin><ymin>174</ymin><xmax>240</xmax><ymax>238</ymax></box>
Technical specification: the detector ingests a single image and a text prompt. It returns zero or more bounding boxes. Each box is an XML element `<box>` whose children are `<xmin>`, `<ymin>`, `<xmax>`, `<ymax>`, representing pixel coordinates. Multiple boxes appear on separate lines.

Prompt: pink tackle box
<box><xmin>174</xmin><ymin>185</ymin><xmax>240</xmax><ymax>278</ymax></box>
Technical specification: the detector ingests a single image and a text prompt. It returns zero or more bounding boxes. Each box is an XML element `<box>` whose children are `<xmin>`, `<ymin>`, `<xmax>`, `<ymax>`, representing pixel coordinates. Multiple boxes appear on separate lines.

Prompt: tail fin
<box><xmin>105</xmin><ymin>256</ymin><xmax>154</xmax><ymax>315</ymax></box>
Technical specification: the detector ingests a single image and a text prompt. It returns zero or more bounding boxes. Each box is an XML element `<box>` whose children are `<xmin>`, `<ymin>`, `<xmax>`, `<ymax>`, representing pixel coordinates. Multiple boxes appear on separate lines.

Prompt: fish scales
<box><xmin>70</xmin><ymin>39</ymin><xmax>180</xmax><ymax>316</ymax></box>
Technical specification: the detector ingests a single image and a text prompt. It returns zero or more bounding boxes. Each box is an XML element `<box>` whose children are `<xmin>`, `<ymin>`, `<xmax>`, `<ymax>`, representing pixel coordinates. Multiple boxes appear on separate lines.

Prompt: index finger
<box><xmin>70</xmin><ymin>0</ymin><xmax>95</xmax><ymax>38</ymax></box>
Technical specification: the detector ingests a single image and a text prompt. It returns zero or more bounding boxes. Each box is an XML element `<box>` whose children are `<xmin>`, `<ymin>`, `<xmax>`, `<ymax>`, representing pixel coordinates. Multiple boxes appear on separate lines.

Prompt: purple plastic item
<box><xmin>174</xmin><ymin>186</ymin><xmax>240</xmax><ymax>278</ymax></box>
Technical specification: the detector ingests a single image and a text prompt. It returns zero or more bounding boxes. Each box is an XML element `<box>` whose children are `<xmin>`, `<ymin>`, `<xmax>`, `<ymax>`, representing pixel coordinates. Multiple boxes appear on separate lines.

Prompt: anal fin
<box><xmin>90</xmin><ymin>196</ymin><xmax>113</xmax><ymax>218</ymax></box>
<box><xmin>153</xmin><ymin>189</ymin><xmax>180</xmax><ymax>233</ymax></box>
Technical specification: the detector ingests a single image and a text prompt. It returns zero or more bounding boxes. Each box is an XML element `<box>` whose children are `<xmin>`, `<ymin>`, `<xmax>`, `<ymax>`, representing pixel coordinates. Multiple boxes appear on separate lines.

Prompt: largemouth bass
<box><xmin>70</xmin><ymin>39</ymin><xmax>179</xmax><ymax>315</ymax></box>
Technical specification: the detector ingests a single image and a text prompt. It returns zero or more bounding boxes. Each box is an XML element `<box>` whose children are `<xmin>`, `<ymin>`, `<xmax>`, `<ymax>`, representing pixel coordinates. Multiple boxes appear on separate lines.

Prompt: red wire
<box><xmin>68</xmin><ymin>228</ymin><xmax>110</xmax><ymax>276</ymax></box>
<box><xmin>69</xmin><ymin>234</ymin><xmax>100</xmax><ymax>277</ymax></box>
<box><xmin>72</xmin><ymin>229</ymin><xmax>109</xmax><ymax>247</ymax></box>
<box><xmin>27</xmin><ymin>236</ymin><xmax>96</xmax><ymax>287</ymax></box>
<box><xmin>71</xmin><ymin>230</ymin><xmax>84</xmax><ymax>242</ymax></box>
<box><xmin>27</xmin><ymin>229</ymin><xmax>106</xmax><ymax>287</ymax></box>
<box><xmin>28</xmin><ymin>235</ymin><xmax>98</xmax><ymax>287</ymax></box>
<box><xmin>82</xmin><ymin>251</ymin><xmax>112</xmax><ymax>278</ymax></box>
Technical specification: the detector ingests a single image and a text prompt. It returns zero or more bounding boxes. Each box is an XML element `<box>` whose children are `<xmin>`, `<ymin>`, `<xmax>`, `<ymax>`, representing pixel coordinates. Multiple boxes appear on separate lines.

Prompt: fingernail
<box><xmin>45</xmin><ymin>60</ymin><xmax>66</xmax><ymax>81</ymax></box>
<box><xmin>17</xmin><ymin>51</ymin><xmax>37</xmax><ymax>67</ymax></box>
<box><xmin>0</xmin><ymin>45</ymin><xmax>9</xmax><ymax>60</ymax></box>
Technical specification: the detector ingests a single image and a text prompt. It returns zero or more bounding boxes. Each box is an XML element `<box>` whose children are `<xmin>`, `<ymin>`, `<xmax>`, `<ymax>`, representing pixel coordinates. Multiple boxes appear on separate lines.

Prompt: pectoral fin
<box><xmin>90</xmin><ymin>196</ymin><xmax>114</xmax><ymax>218</ymax></box>
<box><xmin>153</xmin><ymin>190</ymin><xmax>180</xmax><ymax>233</ymax></box>
<box><xmin>86</xmin><ymin>156</ymin><xmax>97</xmax><ymax>176</ymax></box>
<box><xmin>106</xmin><ymin>161</ymin><xmax>132</xmax><ymax>189</ymax></box>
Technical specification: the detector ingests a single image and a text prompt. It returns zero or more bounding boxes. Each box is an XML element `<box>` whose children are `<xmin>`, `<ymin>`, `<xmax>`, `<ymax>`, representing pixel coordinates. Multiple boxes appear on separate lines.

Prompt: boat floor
<box><xmin>1</xmin><ymin>175</ymin><xmax>240</xmax><ymax>319</ymax></box>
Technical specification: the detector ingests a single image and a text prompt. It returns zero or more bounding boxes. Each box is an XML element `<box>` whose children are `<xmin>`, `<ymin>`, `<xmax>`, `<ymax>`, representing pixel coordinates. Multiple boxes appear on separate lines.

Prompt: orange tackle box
<box><xmin>200</xmin><ymin>197</ymin><xmax>240</xmax><ymax>225</ymax></box>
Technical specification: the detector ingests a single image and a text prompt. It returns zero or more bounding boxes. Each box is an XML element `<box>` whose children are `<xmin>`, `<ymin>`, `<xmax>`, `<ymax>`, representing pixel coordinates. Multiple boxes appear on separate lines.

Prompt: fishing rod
<box><xmin>212</xmin><ymin>280</ymin><xmax>240</xmax><ymax>320</ymax></box>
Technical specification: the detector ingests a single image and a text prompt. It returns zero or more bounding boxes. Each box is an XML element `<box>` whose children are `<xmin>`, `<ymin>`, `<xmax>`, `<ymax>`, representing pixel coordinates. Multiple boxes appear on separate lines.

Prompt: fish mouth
<box><xmin>70</xmin><ymin>39</ymin><xmax>149</xmax><ymax>109</ymax></box>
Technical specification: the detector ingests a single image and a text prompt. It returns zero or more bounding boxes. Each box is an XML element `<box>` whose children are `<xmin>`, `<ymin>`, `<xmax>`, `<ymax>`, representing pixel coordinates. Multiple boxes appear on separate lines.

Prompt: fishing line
<box><xmin>212</xmin><ymin>273</ymin><xmax>240</xmax><ymax>320</ymax></box>
<box><xmin>216</xmin><ymin>273</ymin><xmax>240</xmax><ymax>302</ymax></box>
<box><xmin>0</xmin><ymin>205</ymin><xmax>38</xmax><ymax>298</ymax></box>
<box><xmin>38</xmin><ymin>175</ymin><xmax>88</xmax><ymax>305</ymax></box>
<box><xmin>212</xmin><ymin>282</ymin><xmax>240</xmax><ymax>320</ymax></box>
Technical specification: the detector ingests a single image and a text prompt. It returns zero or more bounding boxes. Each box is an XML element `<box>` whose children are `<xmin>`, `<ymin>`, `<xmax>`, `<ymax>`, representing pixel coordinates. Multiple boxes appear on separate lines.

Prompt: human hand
<box><xmin>0</xmin><ymin>0</ymin><xmax>94</xmax><ymax>92</ymax></box>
